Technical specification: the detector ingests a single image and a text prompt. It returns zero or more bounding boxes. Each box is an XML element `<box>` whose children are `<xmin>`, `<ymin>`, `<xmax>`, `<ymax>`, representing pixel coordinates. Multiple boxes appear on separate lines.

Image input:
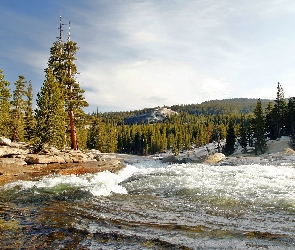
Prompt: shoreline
<box><xmin>1</xmin><ymin>136</ymin><xmax>294</xmax><ymax>186</ymax></box>
<box><xmin>0</xmin><ymin>160</ymin><xmax>125</xmax><ymax>186</ymax></box>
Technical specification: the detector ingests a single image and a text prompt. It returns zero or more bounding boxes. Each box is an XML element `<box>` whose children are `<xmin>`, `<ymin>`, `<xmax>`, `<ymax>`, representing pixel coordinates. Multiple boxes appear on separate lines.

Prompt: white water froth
<box><xmin>4</xmin><ymin>162</ymin><xmax>295</xmax><ymax>205</ymax></box>
<box><xmin>4</xmin><ymin>165</ymin><xmax>141</xmax><ymax>196</ymax></box>
<box><xmin>121</xmin><ymin>163</ymin><xmax>295</xmax><ymax>208</ymax></box>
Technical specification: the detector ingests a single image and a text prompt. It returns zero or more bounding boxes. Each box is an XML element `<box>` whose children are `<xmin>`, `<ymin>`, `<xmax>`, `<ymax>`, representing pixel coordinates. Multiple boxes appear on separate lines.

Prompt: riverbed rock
<box><xmin>0</xmin><ymin>137</ymin><xmax>11</xmax><ymax>146</ymax></box>
<box><xmin>25</xmin><ymin>154</ymin><xmax>66</xmax><ymax>164</ymax></box>
<box><xmin>161</xmin><ymin>155</ymin><xmax>178</xmax><ymax>163</ymax></box>
<box><xmin>0</xmin><ymin>146</ymin><xmax>30</xmax><ymax>157</ymax></box>
<box><xmin>204</xmin><ymin>153</ymin><xmax>226</xmax><ymax>163</ymax></box>
<box><xmin>0</xmin><ymin>158</ymin><xmax>27</xmax><ymax>166</ymax></box>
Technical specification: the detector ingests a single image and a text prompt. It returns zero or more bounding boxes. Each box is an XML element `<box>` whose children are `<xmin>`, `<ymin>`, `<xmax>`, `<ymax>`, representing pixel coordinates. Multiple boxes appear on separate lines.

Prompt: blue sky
<box><xmin>1</xmin><ymin>0</ymin><xmax>295</xmax><ymax>112</ymax></box>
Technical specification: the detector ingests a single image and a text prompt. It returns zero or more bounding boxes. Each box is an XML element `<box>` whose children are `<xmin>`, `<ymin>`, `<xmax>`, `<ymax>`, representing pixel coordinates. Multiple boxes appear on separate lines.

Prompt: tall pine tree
<box><xmin>11</xmin><ymin>75</ymin><xmax>27</xmax><ymax>142</ymax></box>
<box><xmin>0</xmin><ymin>70</ymin><xmax>11</xmax><ymax>138</ymax></box>
<box><xmin>24</xmin><ymin>81</ymin><xmax>35</xmax><ymax>142</ymax></box>
<box><xmin>36</xmin><ymin>17</ymin><xmax>88</xmax><ymax>150</ymax></box>
<box><xmin>252</xmin><ymin>98</ymin><xmax>266</xmax><ymax>155</ymax></box>
<box><xmin>34</xmin><ymin>68</ymin><xmax>67</xmax><ymax>151</ymax></box>
<box><xmin>46</xmin><ymin>18</ymin><xmax>88</xmax><ymax>149</ymax></box>
<box><xmin>224</xmin><ymin>116</ymin><xmax>236</xmax><ymax>155</ymax></box>
<box><xmin>273</xmin><ymin>82</ymin><xmax>287</xmax><ymax>138</ymax></box>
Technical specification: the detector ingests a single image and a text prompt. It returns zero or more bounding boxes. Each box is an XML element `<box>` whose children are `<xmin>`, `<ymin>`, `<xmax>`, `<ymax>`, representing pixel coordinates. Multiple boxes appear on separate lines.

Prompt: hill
<box><xmin>169</xmin><ymin>98</ymin><xmax>272</xmax><ymax>115</ymax></box>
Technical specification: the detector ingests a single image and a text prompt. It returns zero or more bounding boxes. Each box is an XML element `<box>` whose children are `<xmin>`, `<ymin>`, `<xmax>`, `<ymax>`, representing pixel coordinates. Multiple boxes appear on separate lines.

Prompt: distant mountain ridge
<box><xmin>99</xmin><ymin>98</ymin><xmax>273</xmax><ymax>124</ymax></box>
<box><xmin>170</xmin><ymin>98</ymin><xmax>272</xmax><ymax>115</ymax></box>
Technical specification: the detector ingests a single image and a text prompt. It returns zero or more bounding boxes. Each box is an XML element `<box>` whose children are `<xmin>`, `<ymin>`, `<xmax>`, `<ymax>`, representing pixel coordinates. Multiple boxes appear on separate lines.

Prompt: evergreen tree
<box><xmin>272</xmin><ymin>82</ymin><xmax>287</xmax><ymax>138</ymax></box>
<box><xmin>46</xmin><ymin>22</ymin><xmax>88</xmax><ymax>149</ymax></box>
<box><xmin>238</xmin><ymin>114</ymin><xmax>248</xmax><ymax>153</ymax></box>
<box><xmin>11</xmin><ymin>75</ymin><xmax>27</xmax><ymax>142</ymax></box>
<box><xmin>265</xmin><ymin>101</ymin><xmax>275</xmax><ymax>139</ymax></box>
<box><xmin>252</xmin><ymin>98</ymin><xmax>266</xmax><ymax>155</ymax></box>
<box><xmin>32</xmin><ymin>18</ymin><xmax>90</xmax><ymax>150</ymax></box>
<box><xmin>287</xmin><ymin>97</ymin><xmax>295</xmax><ymax>137</ymax></box>
<box><xmin>24</xmin><ymin>81</ymin><xmax>35</xmax><ymax>142</ymax></box>
<box><xmin>0</xmin><ymin>70</ymin><xmax>11</xmax><ymax>137</ymax></box>
<box><xmin>33</xmin><ymin>68</ymin><xmax>67</xmax><ymax>151</ymax></box>
<box><xmin>87</xmin><ymin>116</ymin><xmax>117</xmax><ymax>153</ymax></box>
<box><xmin>224</xmin><ymin>116</ymin><xmax>236</xmax><ymax>155</ymax></box>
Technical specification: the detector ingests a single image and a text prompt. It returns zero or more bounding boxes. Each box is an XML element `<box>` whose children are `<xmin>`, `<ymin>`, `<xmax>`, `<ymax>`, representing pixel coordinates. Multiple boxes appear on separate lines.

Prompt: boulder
<box><xmin>25</xmin><ymin>154</ymin><xmax>66</xmax><ymax>164</ymax></box>
<box><xmin>0</xmin><ymin>146</ymin><xmax>30</xmax><ymax>157</ymax></box>
<box><xmin>0</xmin><ymin>137</ymin><xmax>11</xmax><ymax>146</ymax></box>
<box><xmin>161</xmin><ymin>155</ymin><xmax>178</xmax><ymax>163</ymax></box>
<box><xmin>68</xmin><ymin>151</ymin><xmax>90</xmax><ymax>163</ymax></box>
<box><xmin>204</xmin><ymin>153</ymin><xmax>226</xmax><ymax>163</ymax></box>
<box><xmin>0</xmin><ymin>158</ymin><xmax>27</xmax><ymax>166</ymax></box>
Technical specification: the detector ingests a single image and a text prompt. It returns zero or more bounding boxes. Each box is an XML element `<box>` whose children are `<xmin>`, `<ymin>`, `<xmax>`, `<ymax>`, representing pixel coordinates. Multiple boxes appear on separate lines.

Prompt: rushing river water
<box><xmin>1</xmin><ymin>158</ymin><xmax>295</xmax><ymax>249</ymax></box>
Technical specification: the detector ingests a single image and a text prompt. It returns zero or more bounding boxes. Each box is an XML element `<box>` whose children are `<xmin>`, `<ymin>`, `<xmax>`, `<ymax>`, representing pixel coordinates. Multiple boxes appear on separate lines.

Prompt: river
<box><xmin>1</xmin><ymin>157</ymin><xmax>295</xmax><ymax>249</ymax></box>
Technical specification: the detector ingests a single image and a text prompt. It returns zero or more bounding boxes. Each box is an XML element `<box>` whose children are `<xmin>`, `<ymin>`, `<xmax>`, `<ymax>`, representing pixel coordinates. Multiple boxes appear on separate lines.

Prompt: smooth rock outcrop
<box><xmin>0</xmin><ymin>158</ymin><xmax>27</xmax><ymax>166</ymax></box>
<box><xmin>0</xmin><ymin>146</ymin><xmax>30</xmax><ymax>157</ymax></box>
<box><xmin>25</xmin><ymin>155</ymin><xmax>66</xmax><ymax>164</ymax></box>
<box><xmin>124</xmin><ymin>108</ymin><xmax>177</xmax><ymax>124</ymax></box>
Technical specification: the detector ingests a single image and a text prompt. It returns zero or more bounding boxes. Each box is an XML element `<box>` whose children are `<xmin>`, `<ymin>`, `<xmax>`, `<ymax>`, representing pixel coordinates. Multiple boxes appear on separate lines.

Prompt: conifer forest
<box><xmin>1</xmin><ymin>26</ymin><xmax>295</xmax><ymax>156</ymax></box>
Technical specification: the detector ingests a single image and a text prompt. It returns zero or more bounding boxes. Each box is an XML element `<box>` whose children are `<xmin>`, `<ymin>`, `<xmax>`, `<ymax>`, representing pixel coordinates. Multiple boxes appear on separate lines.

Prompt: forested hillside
<box><xmin>170</xmin><ymin>98</ymin><xmax>272</xmax><ymax>115</ymax></box>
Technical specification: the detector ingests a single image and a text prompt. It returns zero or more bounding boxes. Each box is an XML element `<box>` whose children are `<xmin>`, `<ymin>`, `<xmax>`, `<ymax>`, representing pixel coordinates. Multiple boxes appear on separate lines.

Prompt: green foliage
<box><xmin>24</xmin><ymin>81</ymin><xmax>35</xmax><ymax>142</ymax></box>
<box><xmin>287</xmin><ymin>97</ymin><xmax>295</xmax><ymax>136</ymax></box>
<box><xmin>87</xmin><ymin>116</ymin><xmax>117</xmax><ymax>153</ymax></box>
<box><xmin>252</xmin><ymin>98</ymin><xmax>266</xmax><ymax>155</ymax></box>
<box><xmin>11</xmin><ymin>75</ymin><xmax>27</xmax><ymax>142</ymax></box>
<box><xmin>266</xmin><ymin>82</ymin><xmax>288</xmax><ymax>140</ymax></box>
<box><xmin>238</xmin><ymin>114</ymin><xmax>248</xmax><ymax>153</ymax></box>
<box><xmin>224</xmin><ymin>116</ymin><xmax>236</xmax><ymax>155</ymax></box>
<box><xmin>0</xmin><ymin>70</ymin><xmax>11</xmax><ymax>137</ymax></box>
<box><xmin>33</xmin><ymin>68</ymin><xmax>67</xmax><ymax>151</ymax></box>
<box><xmin>39</xmin><ymin>34</ymin><xmax>88</xmax><ymax>150</ymax></box>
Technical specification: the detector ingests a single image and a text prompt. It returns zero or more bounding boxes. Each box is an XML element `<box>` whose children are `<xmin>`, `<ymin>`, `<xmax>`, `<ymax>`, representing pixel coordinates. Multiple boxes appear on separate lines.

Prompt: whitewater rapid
<box><xmin>5</xmin><ymin>161</ymin><xmax>295</xmax><ymax>206</ymax></box>
<box><xmin>2</xmin><ymin>160</ymin><xmax>295</xmax><ymax>249</ymax></box>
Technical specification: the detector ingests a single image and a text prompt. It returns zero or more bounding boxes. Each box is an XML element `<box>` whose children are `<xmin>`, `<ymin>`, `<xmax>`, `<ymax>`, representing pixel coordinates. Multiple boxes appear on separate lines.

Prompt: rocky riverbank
<box><xmin>1</xmin><ymin>136</ymin><xmax>294</xmax><ymax>186</ymax></box>
<box><xmin>0</xmin><ymin>137</ymin><xmax>125</xmax><ymax>186</ymax></box>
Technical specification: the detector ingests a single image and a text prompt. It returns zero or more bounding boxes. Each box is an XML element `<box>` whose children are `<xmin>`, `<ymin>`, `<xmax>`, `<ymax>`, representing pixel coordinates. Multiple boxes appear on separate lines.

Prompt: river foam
<box><xmin>3</xmin><ymin>162</ymin><xmax>295</xmax><ymax>208</ymax></box>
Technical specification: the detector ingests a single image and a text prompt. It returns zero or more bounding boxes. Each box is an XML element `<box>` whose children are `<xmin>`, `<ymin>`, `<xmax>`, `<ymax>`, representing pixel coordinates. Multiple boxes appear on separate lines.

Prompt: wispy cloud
<box><xmin>2</xmin><ymin>0</ymin><xmax>295</xmax><ymax>111</ymax></box>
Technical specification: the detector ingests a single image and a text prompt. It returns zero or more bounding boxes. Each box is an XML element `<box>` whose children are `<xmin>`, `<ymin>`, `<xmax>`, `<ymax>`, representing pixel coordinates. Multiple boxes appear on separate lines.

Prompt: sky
<box><xmin>1</xmin><ymin>0</ymin><xmax>295</xmax><ymax>112</ymax></box>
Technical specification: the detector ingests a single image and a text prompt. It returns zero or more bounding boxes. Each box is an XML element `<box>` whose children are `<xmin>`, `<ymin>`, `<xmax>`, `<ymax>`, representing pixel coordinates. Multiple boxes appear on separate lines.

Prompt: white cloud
<box><xmin>3</xmin><ymin>0</ymin><xmax>295</xmax><ymax>111</ymax></box>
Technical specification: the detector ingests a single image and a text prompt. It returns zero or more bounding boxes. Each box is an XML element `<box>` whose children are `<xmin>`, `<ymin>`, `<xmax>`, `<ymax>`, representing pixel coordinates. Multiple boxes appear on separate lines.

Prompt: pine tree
<box><xmin>0</xmin><ymin>70</ymin><xmax>11</xmax><ymax>137</ymax></box>
<box><xmin>287</xmin><ymin>97</ymin><xmax>295</xmax><ymax>137</ymax></box>
<box><xmin>11</xmin><ymin>75</ymin><xmax>27</xmax><ymax>142</ymax></box>
<box><xmin>47</xmin><ymin>20</ymin><xmax>88</xmax><ymax>149</ymax></box>
<box><xmin>38</xmin><ymin>18</ymin><xmax>89</xmax><ymax>150</ymax></box>
<box><xmin>238</xmin><ymin>114</ymin><xmax>248</xmax><ymax>153</ymax></box>
<box><xmin>33</xmin><ymin>68</ymin><xmax>67</xmax><ymax>151</ymax></box>
<box><xmin>87</xmin><ymin>116</ymin><xmax>117</xmax><ymax>153</ymax></box>
<box><xmin>224</xmin><ymin>116</ymin><xmax>236</xmax><ymax>155</ymax></box>
<box><xmin>265</xmin><ymin>102</ymin><xmax>275</xmax><ymax>139</ymax></box>
<box><xmin>252</xmin><ymin>98</ymin><xmax>266</xmax><ymax>155</ymax></box>
<box><xmin>273</xmin><ymin>82</ymin><xmax>287</xmax><ymax>138</ymax></box>
<box><xmin>24</xmin><ymin>81</ymin><xmax>35</xmax><ymax>142</ymax></box>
